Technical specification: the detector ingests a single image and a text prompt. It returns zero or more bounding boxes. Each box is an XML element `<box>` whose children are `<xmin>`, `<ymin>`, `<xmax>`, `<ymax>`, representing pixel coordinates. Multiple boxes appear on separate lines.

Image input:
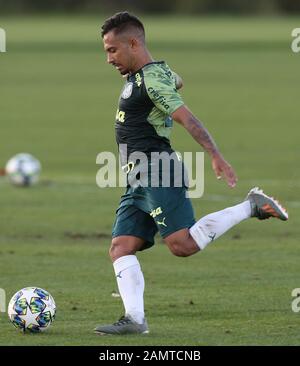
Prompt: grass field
<box><xmin>0</xmin><ymin>15</ymin><xmax>300</xmax><ymax>346</ymax></box>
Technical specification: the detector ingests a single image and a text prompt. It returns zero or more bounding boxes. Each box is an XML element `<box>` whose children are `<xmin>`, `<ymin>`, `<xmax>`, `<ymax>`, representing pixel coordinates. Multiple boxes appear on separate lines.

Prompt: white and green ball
<box><xmin>8</xmin><ymin>287</ymin><xmax>56</xmax><ymax>333</ymax></box>
<box><xmin>5</xmin><ymin>153</ymin><xmax>41</xmax><ymax>187</ymax></box>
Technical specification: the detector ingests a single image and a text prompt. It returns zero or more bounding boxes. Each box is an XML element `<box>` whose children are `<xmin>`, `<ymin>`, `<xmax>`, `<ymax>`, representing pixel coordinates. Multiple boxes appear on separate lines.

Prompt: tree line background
<box><xmin>1</xmin><ymin>0</ymin><xmax>300</xmax><ymax>14</ymax></box>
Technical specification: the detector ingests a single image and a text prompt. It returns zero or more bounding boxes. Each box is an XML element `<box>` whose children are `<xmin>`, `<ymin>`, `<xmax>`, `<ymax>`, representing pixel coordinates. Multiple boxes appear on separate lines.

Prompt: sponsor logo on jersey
<box><xmin>135</xmin><ymin>73</ymin><xmax>142</xmax><ymax>87</ymax></box>
<box><xmin>147</xmin><ymin>87</ymin><xmax>170</xmax><ymax>110</ymax></box>
<box><xmin>121</xmin><ymin>161</ymin><xmax>135</xmax><ymax>174</ymax></box>
<box><xmin>121</xmin><ymin>82</ymin><xmax>133</xmax><ymax>99</ymax></box>
<box><xmin>116</xmin><ymin>109</ymin><xmax>125</xmax><ymax>123</ymax></box>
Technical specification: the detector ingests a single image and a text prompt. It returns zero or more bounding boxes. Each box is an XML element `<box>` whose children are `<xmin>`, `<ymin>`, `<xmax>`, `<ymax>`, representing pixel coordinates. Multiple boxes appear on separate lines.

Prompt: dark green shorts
<box><xmin>112</xmin><ymin>185</ymin><xmax>196</xmax><ymax>250</ymax></box>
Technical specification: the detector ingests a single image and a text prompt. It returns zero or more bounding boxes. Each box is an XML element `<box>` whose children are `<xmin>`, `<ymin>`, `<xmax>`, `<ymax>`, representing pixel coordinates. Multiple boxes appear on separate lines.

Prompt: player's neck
<box><xmin>130</xmin><ymin>49</ymin><xmax>153</xmax><ymax>74</ymax></box>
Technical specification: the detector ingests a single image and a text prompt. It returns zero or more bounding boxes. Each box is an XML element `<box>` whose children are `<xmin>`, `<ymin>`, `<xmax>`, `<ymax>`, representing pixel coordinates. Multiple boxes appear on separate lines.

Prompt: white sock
<box><xmin>113</xmin><ymin>255</ymin><xmax>145</xmax><ymax>324</ymax></box>
<box><xmin>189</xmin><ymin>200</ymin><xmax>252</xmax><ymax>250</ymax></box>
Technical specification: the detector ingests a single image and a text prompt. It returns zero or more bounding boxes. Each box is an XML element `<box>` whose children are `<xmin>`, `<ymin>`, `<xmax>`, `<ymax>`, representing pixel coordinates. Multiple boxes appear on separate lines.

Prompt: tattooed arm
<box><xmin>172</xmin><ymin>105</ymin><xmax>237</xmax><ymax>188</ymax></box>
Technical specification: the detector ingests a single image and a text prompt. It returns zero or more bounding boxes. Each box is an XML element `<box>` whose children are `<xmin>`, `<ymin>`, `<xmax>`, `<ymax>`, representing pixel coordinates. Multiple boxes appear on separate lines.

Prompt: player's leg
<box><xmin>164</xmin><ymin>187</ymin><xmax>288</xmax><ymax>256</ymax></box>
<box><xmin>110</xmin><ymin>235</ymin><xmax>146</xmax><ymax>327</ymax></box>
<box><xmin>164</xmin><ymin>199</ymin><xmax>251</xmax><ymax>256</ymax></box>
<box><xmin>94</xmin><ymin>205</ymin><xmax>157</xmax><ymax>335</ymax></box>
<box><xmin>109</xmin><ymin>235</ymin><xmax>144</xmax><ymax>262</ymax></box>
<box><xmin>150</xmin><ymin>185</ymin><xmax>198</xmax><ymax>256</ymax></box>
<box><xmin>164</xmin><ymin>228</ymin><xmax>199</xmax><ymax>256</ymax></box>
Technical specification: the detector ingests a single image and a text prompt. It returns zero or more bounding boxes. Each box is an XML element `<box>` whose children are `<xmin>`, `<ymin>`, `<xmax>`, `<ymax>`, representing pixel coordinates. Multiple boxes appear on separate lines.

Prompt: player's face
<box><xmin>103</xmin><ymin>31</ymin><xmax>135</xmax><ymax>75</ymax></box>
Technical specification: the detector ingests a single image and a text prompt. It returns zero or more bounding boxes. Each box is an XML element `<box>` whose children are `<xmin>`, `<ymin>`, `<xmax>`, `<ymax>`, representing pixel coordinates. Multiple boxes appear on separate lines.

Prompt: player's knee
<box><xmin>168</xmin><ymin>240</ymin><xmax>191</xmax><ymax>257</ymax></box>
<box><xmin>109</xmin><ymin>237</ymin><xmax>140</xmax><ymax>262</ymax></box>
<box><xmin>109</xmin><ymin>239</ymin><xmax>123</xmax><ymax>261</ymax></box>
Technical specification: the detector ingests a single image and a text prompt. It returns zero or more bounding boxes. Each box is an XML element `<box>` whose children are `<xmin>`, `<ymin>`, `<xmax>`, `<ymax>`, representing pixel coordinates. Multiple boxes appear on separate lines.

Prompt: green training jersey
<box><xmin>115</xmin><ymin>61</ymin><xmax>184</xmax><ymax>164</ymax></box>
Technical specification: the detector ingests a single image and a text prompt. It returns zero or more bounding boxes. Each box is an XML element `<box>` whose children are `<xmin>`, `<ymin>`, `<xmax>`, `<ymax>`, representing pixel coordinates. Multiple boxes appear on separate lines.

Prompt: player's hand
<box><xmin>173</xmin><ymin>72</ymin><xmax>183</xmax><ymax>90</ymax></box>
<box><xmin>211</xmin><ymin>153</ymin><xmax>237</xmax><ymax>188</ymax></box>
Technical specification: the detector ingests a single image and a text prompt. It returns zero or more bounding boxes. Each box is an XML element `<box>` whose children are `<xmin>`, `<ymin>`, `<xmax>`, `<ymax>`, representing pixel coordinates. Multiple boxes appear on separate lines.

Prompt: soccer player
<box><xmin>94</xmin><ymin>12</ymin><xmax>288</xmax><ymax>335</ymax></box>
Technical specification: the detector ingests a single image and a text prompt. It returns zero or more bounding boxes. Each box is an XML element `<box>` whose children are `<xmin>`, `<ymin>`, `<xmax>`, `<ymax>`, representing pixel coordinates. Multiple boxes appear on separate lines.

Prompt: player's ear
<box><xmin>130</xmin><ymin>37</ymin><xmax>139</xmax><ymax>50</ymax></box>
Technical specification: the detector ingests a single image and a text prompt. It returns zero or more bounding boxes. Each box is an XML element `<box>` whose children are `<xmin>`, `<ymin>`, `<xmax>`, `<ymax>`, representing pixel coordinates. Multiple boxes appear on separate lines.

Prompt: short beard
<box><xmin>120</xmin><ymin>67</ymin><xmax>130</xmax><ymax>76</ymax></box>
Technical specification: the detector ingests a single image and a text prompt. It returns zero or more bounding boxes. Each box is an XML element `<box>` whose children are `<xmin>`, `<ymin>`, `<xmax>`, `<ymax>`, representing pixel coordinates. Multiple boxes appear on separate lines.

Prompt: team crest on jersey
<box><xmin>121</xmin><ymin>82</ymin><xmax>133</xmax><ymax>99</ymax></box>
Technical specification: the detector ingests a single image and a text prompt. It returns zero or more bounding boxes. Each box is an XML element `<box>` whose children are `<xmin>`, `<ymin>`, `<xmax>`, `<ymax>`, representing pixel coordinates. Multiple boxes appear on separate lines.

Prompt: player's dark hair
<box><xmin>101</xmin><ymin>11</ymin><xmax>145</xmax><ymax>39</ymax></box>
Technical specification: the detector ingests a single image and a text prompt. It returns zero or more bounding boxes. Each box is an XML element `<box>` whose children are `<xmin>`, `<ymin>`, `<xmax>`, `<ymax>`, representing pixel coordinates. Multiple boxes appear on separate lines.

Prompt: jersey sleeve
<box><xmin>143</xmin><ymin>64</ymin><xmax>184</xmax><ymax>115</ymax></box>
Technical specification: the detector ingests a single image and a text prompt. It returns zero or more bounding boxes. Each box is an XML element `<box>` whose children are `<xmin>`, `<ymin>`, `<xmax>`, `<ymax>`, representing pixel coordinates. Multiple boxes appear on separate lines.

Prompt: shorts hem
<box><xmin>112</xmin><ymin>232</ymin><xmax>155</xmax><ymax>250</ymax></box>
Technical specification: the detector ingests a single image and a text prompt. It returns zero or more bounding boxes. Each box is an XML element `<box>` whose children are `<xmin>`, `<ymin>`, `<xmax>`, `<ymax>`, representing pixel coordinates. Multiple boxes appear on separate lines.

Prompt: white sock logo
<box><xmin>116</xmin><ymin>271</ymin><xmax>123</xmax><ymax>279</ymax></box>
<box><xmin>208</xmin><ymin>232</ymin><xmax>216</xmax><ymax>241</ymax></box>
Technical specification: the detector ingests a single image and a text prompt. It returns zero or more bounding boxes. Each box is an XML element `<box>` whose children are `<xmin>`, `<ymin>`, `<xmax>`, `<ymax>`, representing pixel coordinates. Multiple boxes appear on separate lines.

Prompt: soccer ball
<box><xmin>8</xmin><ymin>287</ymin><xmax>56</xmax><ymax>333</ymax></box>
<box><xmin>5</xmin><ymin>153</ymin><xmax>41</xmax><ymax>187</ymax></box>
